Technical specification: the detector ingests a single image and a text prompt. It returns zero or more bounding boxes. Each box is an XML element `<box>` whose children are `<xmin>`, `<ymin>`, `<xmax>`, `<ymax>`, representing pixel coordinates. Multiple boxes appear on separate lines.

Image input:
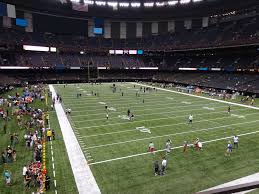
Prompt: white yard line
<box><xmin>71</xmin><ymin>102</ymin><xmax>222</xmax><ymax>117</ymax></box>
<box><xmin>75</xmin><ymin>108</ymin><xmax>253</xmax><ymax>129</ymax></box>
<box><xmin>89</xmin><ymin>130</ymin><xmax>259</xmax><ymax>165</ymax></box>
<box><xmin>71</xmin><ymin>101</ymin><xmax>205</xmax><ymax>113</ymax></box>
<box><xmin>134</xmin><ymin>82</ymin><xmax>259</xmax><ymax>111</ymax></box>
<box><xmin>49</xmin><ymin>85</ymin><xmax>101</xmax><ymax>194</ymax></box>
<box><xmin>61</xmin><ymin>90</ymin><xmax>182</xmax><ymax>99</ymax></box>
<box><xmin>69</xmin><ymin>98</ymin><xmax>207</xmax><ymax>110</ymax></box>
<box><xmin>83</xmin><ymin>119</ymin><xmax>259</xmax><ymax>149</ymax></box>
<box><xmin>72</xmin><ymin>104</ymin><xmax>236</xmax><ymax>123</ymax></box>
<box><xmin>63</xmin><ymin>94</ymin><xmax>176</xmax><ymax>102</ymax></box>
<box><xmin>63</xmin><ymin>94</ymin><xmax>202</xmax><ymax>105</ymax></box>
<box><xmin>80</xmin><ymin>108</ymin><xmax>250</xmax><ymax>137</ymax></box>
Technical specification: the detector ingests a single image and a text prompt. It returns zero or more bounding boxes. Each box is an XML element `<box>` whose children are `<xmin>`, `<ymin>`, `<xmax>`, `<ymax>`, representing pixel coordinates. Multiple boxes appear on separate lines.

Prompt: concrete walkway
<box><xmin>49</xmin><ymin>85</ymin><xmax>101</xmax><ymax>194</ymax></box>
<box><xmin>199</xmin><ymin>173</ymin><xmax>259</xmax><ymax>194</ymax></box>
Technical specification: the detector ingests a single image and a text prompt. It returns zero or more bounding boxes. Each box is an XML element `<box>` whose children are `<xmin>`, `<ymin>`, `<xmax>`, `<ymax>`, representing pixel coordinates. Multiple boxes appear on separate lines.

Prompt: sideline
<box><xmin>49</xmin><ymin>85</ymin><xmax>101</xmax><ymax>194</ymax></box>
<box><xmin>134</xmin><ymin>82</ymin><xmax>259</xmax><ymax>111</ymax></box>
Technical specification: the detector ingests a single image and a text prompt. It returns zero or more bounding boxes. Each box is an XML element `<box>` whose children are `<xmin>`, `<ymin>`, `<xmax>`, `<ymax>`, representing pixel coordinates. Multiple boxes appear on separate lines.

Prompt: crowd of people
<box><xmin>0</xmin><ymin>84</ymin><xmax>53</xmax><ymax>192</ymax></box>
<box><xmin>149</xmin><ymin>133</ymin><xmax>239</xmax><ymax>176</ymax></box>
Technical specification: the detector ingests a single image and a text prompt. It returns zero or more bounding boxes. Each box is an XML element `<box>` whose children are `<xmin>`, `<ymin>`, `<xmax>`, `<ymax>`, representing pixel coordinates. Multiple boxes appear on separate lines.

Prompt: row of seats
<box><xmin>0</xmin><ymin>52</ymin><xmax>258</xmax><ymax>69</ymax></box>
<box><xmin>0</xmin><ymin>16</ymin><xmax>258</xmax><ymax>50</ymax></box>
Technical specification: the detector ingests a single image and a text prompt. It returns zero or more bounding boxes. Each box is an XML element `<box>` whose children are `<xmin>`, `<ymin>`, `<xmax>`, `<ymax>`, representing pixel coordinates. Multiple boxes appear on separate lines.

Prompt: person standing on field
<box><xmin>161</xmin><ymin>157</ymin><xmax>167</xmax><ymax>175</ymax></box>
<box><xmin>233</xmin><ymin>135</ymin><xmax>239</xmax><ymax>149</ymax></box>
<box><xmin>148</xmin><ymin>142</ymin><xmax>155</xmax><ymax>154</ymax></box>
<box><xmin>154</xmin><ymin>161</ymin><xmax>160</xmax><ymax>176</ymax></box>
<box><xmin>188</xmin><ymin>114</ymin><xmax>193</xmax><ymax>124</ymax></box>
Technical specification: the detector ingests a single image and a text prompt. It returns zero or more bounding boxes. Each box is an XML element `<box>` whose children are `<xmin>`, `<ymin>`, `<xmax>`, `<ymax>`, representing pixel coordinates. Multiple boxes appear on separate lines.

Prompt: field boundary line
<box><xmin>48</xmin><ymin>116</ymin><xmax>58</xmax><ymax>194</ymax></box>
<box><xmin>89</xmin><ymin>130</ymin><xmax>259</xmax><ymax>165</ymax></box>
<box><xmin>49</xmin><ymin>85</ymin><xmax>101</xmax><ymax>194</ymax></box>
<box><xmin>134</xmin><ymin>82</ymin><xmax>259</xmax><ymax>111</ymax></box>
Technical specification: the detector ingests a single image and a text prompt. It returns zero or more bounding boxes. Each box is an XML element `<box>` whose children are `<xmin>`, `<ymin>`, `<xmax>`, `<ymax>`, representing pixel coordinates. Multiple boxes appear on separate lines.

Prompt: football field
<box><xmin>54</xmin><ymin>82</ymin><xmax>259</xmax><ymax>194</ymax></box>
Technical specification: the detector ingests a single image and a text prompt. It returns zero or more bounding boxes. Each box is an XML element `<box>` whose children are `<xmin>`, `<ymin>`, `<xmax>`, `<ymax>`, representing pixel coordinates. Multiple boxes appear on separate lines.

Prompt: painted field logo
<box><xmin>181</xmin><ymin>101</ymin><xmax>191</xmax><ymax>104</ymax></box>
<box><xmin>118</xmin><ymin>115</ymin><xmax>129</xmax><ymax>120</ymax></box>
<box><xmin>108</xmin><ymin>107</ymin><xmax>116</xmax><ymax>111</ymax></box>
<box><xmin>203</xmin><ymin>107</ymin><xmax>215</xmax><ymax>111</ymax></box>
<box><xmin>166</xmin><ymin>97</ymin><xmax>174</xmax><ymax>100</ymax></box>
<box><xmin>136</xmin><ymin>126</ymin><xmax>151</xmax><ymax>134</ymax></box>
<box><xmin>231</xmin><ymin>114</ymin><xmax>245</xmax><ymax>119</ymax></box>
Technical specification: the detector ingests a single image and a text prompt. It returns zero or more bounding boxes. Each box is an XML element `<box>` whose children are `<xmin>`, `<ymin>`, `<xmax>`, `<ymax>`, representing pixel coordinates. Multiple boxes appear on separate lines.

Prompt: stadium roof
<box><xmin>1</xmin><ymin>0</ymin><xmax>258</xmax><ymax>19</ymax></box>
<box><xmin>68</xmin><ymin>0</ymin><xmax>203</xmax><ymax>9</ymax></box>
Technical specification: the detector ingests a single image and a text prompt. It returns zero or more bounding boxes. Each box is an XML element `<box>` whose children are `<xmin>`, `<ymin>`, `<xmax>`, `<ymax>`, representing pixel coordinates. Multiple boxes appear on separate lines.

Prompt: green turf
<box><xmin>46</xmin><ymin>111</ymin><xmax>78</xmax><ymax>194</ymax></box>
<box><xmin>0</xmin><ymin>87</ymin><xmax>77</xmax><ymax>194</ymax></box>
<box><xmin>0</xmin><ymin>88</ymin><xmax>45</xmax><ymax>194</ymax></box>
<box><xmin>53</xmin><ymin>82</ymin><xmax>259</xmax><ymax>194</ymax></box>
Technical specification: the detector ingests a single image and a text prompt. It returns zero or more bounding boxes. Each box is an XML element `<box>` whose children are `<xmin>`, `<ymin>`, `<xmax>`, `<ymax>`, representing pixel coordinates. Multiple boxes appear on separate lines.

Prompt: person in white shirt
<box><xmin>66</xmin><ymin>108</ymin><xmax>71</xmax><ymax>114</ymax></box>
<box><xmin>165</xmin><ymin>139</ymin><xmax>172</xmax><ymax>154</ymax></box>
<box><xmin>161</xmin><ymin>158</ymin><xmax>167</xmax><ymax>175</ymax></box>
<box><xmin>233</xmin><ymin>135</ymin><xmax>239</xmax><ymax>149</ymax></box>
<box><xmin>194</xmin><ymin>138</ymin><xmax>202</xmax><ymax>151</ymax></box>
<box><xmin>198</xmin><ymin>141</ymin><xmax>202</xmax><ymax>150</ymax></box>
<box><xmin>22</xmin><ymin>165</ymin><xmax>27</xmax><ymax>180</ymax></box>
<box><xmin>106</xmin><ymin>113</ymin><xmax>109</xmax><ymax>120</ymax></box>
<box><xmin>188</xmin><ymin>114</ymin><xmax>193</xmax><ymax>124</ymax></box>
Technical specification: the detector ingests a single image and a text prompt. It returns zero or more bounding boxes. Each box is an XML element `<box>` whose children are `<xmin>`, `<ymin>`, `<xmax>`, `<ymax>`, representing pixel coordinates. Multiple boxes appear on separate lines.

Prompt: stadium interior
<box><xmin>0</xmin><ymin>0</ymin><xmax>258</xmax><ymax>96</ymax></box>
<box><xmin>0</xmin><ymin>0</ymin><xmax>259</xmax><ymax>193</ymax></box>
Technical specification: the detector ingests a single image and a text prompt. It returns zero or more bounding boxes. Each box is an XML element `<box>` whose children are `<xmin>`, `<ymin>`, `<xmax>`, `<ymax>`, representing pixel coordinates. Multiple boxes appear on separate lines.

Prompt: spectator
<box><xmin>22</xmin><ymin>164</ymin><xmax>27</xmax><ymax>181</ymax></box>
<box><xmin>10</xmin><ymin>134</ymin><xmax>14</xmax><ymax>147</ymax></box>
<box><xmin>3</xmin><ymin>122</ymin><xmax>7</xmax><ymax>134</ymax></box>
<box><xmin>12</xmin><ymin>150</ymin><xmax>16</xmax><ymax>162</ymax></box>
<box><xmin>13</xmin><ymin>133</ymin><xmax>19</xmax><ymax>148</ymax></box>
<box><xmin>47</xmin><ymin>129</ymin><xmax>52</xmax><ymax>141</ymax></box>
<box><xmin>52</xmin><ymin>129</ymin><xmax>55</xmax><ymax>140</ymax></box>
<box><xmin>161</xmin><ymin>157</ymin><xmax>167</xmax><ymax>175</ymax></box>
<box><xmin>45</xmin><ymin>174</ymin><xmax>51</xmax><ymax>190</ymax></box>
<box><xmin>1</xmin><ymin>151</ymin><xmax>6</xmax><ymax>165</ymax></box>
<box><xmin>24</xmin><ymin>134</ymin><xmax>31</xmax><ymax>149</ymax></box>
<box><xmin>45</xmin><ymin>114</ymin><xmax>49</xmax><ymax>125</ymax></box>
<box><xmin>6</xmin><ymin>146</ymin><xmax>13</xmax><ymax>163</ymax></box>
<box><xmin>3</xmin><ymin>170</ymin><xmax>11</xmax><ymax>186</ymax></box>
<box><xmin>154</xmin><ymin>161</ymin><xmax>160</xmax><ymax>176</ymax></box>
<box><xmin>24</xmin><ymin>171</ymin><xmax>31</xmax><ymax>189</ymax></box>
<box><xmin>65</xmin><ymin>108</ymin><xmax>71</xmax><ymax>114</ymax></box>
<box><xmin>233</xmin><ymin>135</ymin><xmax>239</xmax><ymax>149</ymax></box>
